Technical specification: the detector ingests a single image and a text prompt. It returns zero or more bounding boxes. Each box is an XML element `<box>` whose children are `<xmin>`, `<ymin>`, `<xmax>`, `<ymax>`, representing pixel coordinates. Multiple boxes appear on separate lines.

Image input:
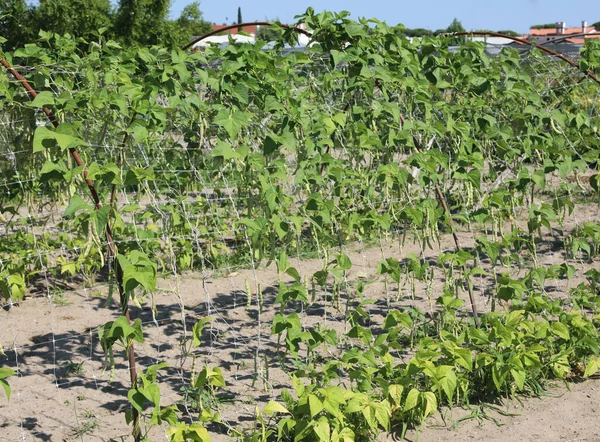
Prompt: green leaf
<box><xmin>422</xmin><ymin>391</ymin><xmax>437</xmax><ymax>418</ymax></box>
<box><xmin>160</xmin><ymin>406</ymin><xmax>179</xmax><ymax>426</ymax></box>
<box><xmin>54</xmin><ymin>123</ymin><xmax>88</xmax><ymax>150</ymax></box>
<box><xmin>232</xmin><ymin>83</ymin><xmax>249</xmax><ymax>104</ymax></box>
<box><xmin>511</xmin><ymin>368</ymin><xmax>526</xmax><ymax>390</ymax></box>
<box><xmin>214</xmin><ymin>109</ymin><xmax>250</xmax><ymax>138</ymax></box>
<box><xmin>336</xmin><ymin>253</ymin><xmax>352</xmax><ymax>270</ymax></box>
<box><xmin>211</xmin><ymin>141</ymin><xmax>241</xmax><ymax>161</ymax></box>
<box><xmin>337</xmin><ymin>427</ymin><xmax>355</xmax><ymax>442</ymax></box>
<box><xmin>292</xmin><ymin>375</ymin><xmax>305</xmax><ymax>397</ymax></box>
<box><xmin>319</xmin><ymin>386</ymin><xmax>345</xmax><ymax>415</ymax></box>
<box><xmin>344</xmin><ymin>22</ymin><xmax>367</xmax><ymax>37</ymax></box>
<box><xmin>383</xmin><ymin>311</ymin><xmax>412</xmax><ymax>330</ymax></box>
<box><xmin>330</xmin><ymin>49</ymin><xmax>345</xmax><ymax>66</ymax></box>
<box><xmin>591</xmin><ymin>174</ymin><xmax>599</xmax><ymax>193</ymax></box>
<box><xmin>374</xmin><ymin>401</ymin><xmax>390</xmax><ymax>430</ymax></box>
<box><xmin>99</xmin><ymin>163</ymin><xmax>121</xmax><ymax>185</ymax></box>
<box><xmin>129</xmin><ymin>119</ymin><xmax>149</xmax><ymax>142</ymax></box>
<box><xmin>128</xmin><ymin>388</ymin><xmax>146</xmax><ymax>412</ymax></box>
<box><xmin>193</xmin><ymin>366</ymin><xmax>226</xmax><ymax>389</ymax></box>
<box><xmin>308</xmin><ymin>394</ymin><xmax>324</xmax><ymax>417</ymax></box>
<box><xmin>142</xmin><ymin>383</ymin><xmax>161</xmax><ymax>407</ymax></box>
<box><xmin>124</xmin><ymin>167</ymin><xmax>155</xmax><ymax>185</ymax></box>
<box><xmin>404</xmin><ymin>388</ymin><xmax>419</xmax><ymax>411</ymax></box>
<box><xmin>388</xmin><ymin>384</ymin><xmax>404</xmax><ymax>406</ymax></box>
<box><xmin>285</xmin><ymin>267</ymin><xmax>302</xmax><ymax>283</ymax></box>
<box><xmin>440</xmin><ymin>370</ymin><xmax>457</xmax><ymax>402</ymax></box>
<box><xmin>192</xmin><ymin>317</ymin><xmax>213</xmax><ymax>348</ymax></box>
<box><xmin>0</xmin><ymin>377</ymin><xmax>12</xmax><ymax>402</ymax></box>
<box><xmin>99</xmin><ymin>316</ymin><xmax>144</xmax><ymax>364</ymax></box>
<box><xmin>116</xmin><ymin>251</ymin><xmax>157</xmax><ymax>293</ymax></box>
<box><xmin>33</xmin><ymin>126</ymin><xmax>57</xmax><ymax>152</ymax></box>
<box><xmin>263</xmin><ymin>401</ymin><xmax>289</xmax><ymax>415</ymax></box>
<box><xmin>263</xmin><ymin>135</ymin><xmax>279</xmax><ymax>155</ymax></box>
<box><xmin>314</xmin><ymin>417</ymin><xmax>330</xmax><ymax>441</ymax></box>
<box><xmin>167</xmin><ymin>422</ymin><xmax>211</xmax><ymax>442</ymax></box>
<box><xmin>551</xmin><ymin>322</ymin><xmax>570</xmax><ymax>340</ymax></box>
<box><xmin>0</xmin><ymin>274</ymin><xmax>26</xmax><ymax>302</ymax></box>
<box><xmin>453</xmin><ymin>348</ymin><xmax>472</xmax><ymax>371</ymax></box>
<box><xmin>584</xmin><ymin>357</ymin><xmax>600</xmax><ymax>378</ymax></box>
<box><xmin>63</xmin><ymin>195</ymin><xmax>93</xmax><ymax>218</ymax></box>
<box><xmin>30</xmin><ymin>91</ymin><xmax>55</xmax><ymax>107</ymax></box>
<box><xmin>345</xmin><ymin>393</ymin><xmax>368</xmax><ymax>414</ymax></box>
<box><xmin>0</xmin><ymin>367</ymin><xmax>15</xmax><ymax>401</ymax></box>
<box><xmin>551</xmin><ymin>109</ymin><xmax>566</xmax><ymax>127</ymax></box>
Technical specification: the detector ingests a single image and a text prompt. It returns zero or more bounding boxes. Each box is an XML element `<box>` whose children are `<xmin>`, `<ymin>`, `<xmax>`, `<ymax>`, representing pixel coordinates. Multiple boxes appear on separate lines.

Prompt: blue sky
<box><xmin>168</xmin><ymin>0</ymin><xmax>598</xmax><ymax>34</ymax></box>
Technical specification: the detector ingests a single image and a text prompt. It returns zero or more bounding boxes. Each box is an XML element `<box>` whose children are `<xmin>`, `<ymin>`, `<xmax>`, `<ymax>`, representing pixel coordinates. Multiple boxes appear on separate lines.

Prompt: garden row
<box><xmin>1</xmin><ymin>8</ymin><xmax>600</xmax><ymax>441</ymax></box>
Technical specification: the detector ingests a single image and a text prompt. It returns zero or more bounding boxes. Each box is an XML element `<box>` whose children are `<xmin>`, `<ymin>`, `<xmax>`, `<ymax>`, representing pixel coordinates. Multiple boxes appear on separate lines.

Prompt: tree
<box><xmin>443</xmin><ymin>18</ymin><xmax>466</xmax><ymax>44</ymax></box>
<box><xmin>1</xmin><ymin>0</ymin><xmax>212</xmax><ymax>49</ymax></box>
<box><xmin>405</xmin><ymin>28</ymin><xmax>433</xmax><ymax>38</ymax></box>
<box><xmin>496</xmin><ymin>29</ymin><xmax>519</xmax><ymax>36</ymax></box>
<box><xmin>175</xmin><ymin>1</ymin><xmax>211</xmax><ymax>44</ymax></box>
<box><xmin>114</xmin><ymin>0</ymin><xmax>171</xmax><ymax>46</ymax></box>
<box><xmin>34</xmin><ymin>0</ymin><xmax>113</xmax><ymax>42</ymax></box>
<box><xmin>446</xmin><ymin>18</ymin><xmax>465</xmax><ymax>34</ymax></box>
<box><xmin>255</xmin><ymin>19</ymin><xmax>283</xmax><ymax>42</ymax></box>
<box><xmin>237</xmin><ymin>6</ymin><xmax>242</xmax><ymax>32</ymax></box>
<box><xmin>592</xmin><ymin>21</ymin><xmax>600</xmax><ymax>31</ymax></box>
<box><xmin>0</xmin><ymin>0</ymin><xmax>36</xmax><ymax>51</ymax></box>
<box><xmin>530</xmin><ymin>23</ymin><xmax>557</xmax><ymax>29</ymax></box>
<box><xmin>395</xmin><ymin>25</ymin><xmax>433</xmax><ymax>39</ymax></box>
<box><xmin>473</xmin><ymin>29</ymin><xmax>519</xmax><ymax>37</ymax></box>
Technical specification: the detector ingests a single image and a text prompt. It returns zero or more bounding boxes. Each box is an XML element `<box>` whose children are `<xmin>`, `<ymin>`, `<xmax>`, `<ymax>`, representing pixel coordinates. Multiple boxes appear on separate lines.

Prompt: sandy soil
<box><xmin>401</xmin><ymin>376</ymin><xmax>600</xmax><ymax>442</ymax></box>
<box><xmin>1</xmin><ymin>202</ymin><xmax>600</xmax><ymax>442</ymax></box>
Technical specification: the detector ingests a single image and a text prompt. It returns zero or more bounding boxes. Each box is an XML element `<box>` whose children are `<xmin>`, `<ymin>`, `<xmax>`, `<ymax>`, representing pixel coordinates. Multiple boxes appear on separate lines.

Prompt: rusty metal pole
<box><xmin>0</xmin><ymin>57</ymin><xmax>141</xmax><ymax>440</ymax></box>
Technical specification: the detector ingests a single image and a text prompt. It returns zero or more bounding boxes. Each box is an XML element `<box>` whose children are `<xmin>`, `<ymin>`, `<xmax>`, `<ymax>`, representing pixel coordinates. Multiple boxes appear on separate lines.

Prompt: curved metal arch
<box><xmin>182</xmin><ymin>21</ymin><xmax>313</xmax><ymax>51</ymax></box>
<box><xmin>454</xmin><ymin>31</ymin><xmax>600</xmax><ymax>86</ymax></box>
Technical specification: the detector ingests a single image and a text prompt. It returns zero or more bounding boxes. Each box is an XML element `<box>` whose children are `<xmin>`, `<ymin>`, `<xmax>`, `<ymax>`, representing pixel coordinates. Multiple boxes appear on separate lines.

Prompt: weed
<box><xmin>73</xmin><ymin>418</ymin><xmax>99</xmax><ymax>438</ymax></box>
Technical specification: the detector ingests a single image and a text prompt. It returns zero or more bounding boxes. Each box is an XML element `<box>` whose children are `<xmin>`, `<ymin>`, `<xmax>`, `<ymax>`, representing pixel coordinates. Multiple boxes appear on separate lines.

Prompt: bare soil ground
<box><xmin>402</xmin><ymin>376</ymin><xmax>600</xmax><ymax>442</ymax></box>
<box><xmin>1</xmin><ymin>202</ymin><xmax>600</xmax><ymax>442</ymax></box>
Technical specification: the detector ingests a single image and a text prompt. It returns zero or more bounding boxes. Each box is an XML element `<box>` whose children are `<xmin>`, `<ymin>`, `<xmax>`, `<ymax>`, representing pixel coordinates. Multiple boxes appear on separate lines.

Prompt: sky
<box><xmin>168</xmin><ymin>0</ymin><xmax>599</xmax><ymax>34</ymax></box>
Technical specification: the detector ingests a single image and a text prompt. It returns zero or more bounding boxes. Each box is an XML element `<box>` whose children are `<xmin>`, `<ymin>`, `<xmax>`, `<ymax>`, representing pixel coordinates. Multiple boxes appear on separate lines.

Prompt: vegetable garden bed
<box><xmin>1</xmin><ymin>9</ymin><xmax>600</xmax><ymax>441</ymax></box>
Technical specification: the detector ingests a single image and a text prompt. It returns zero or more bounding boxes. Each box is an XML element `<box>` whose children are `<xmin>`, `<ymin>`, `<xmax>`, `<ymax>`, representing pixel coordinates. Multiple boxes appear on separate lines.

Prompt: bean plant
<box><xmin>1</xmin><ymin>7</ymin><xmax>600</xmax><ymax>441</ymax></box>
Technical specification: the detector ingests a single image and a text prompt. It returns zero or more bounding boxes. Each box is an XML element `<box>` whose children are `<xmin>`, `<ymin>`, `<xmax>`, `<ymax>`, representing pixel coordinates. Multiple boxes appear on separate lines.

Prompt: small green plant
<box><xmin>0</xmin><ymin>343</ymin><xmax>15</xmax><ymax>402</ymax></box>
<box><xmin>73</xmin><ymin>418</ymin><xmax>99</xmax><ymax>438</ymax></box>
<box><xmin>50</xmin><ymin>286</ymin><xmax>72</xmax><ymax>307</ymax></box>
<box><xmin>127</xmin><ymin>363</ymin><xmax>179</xmax><ymax>437</ymax></box>
<box><xmin>64</xmin><ymin>360</ymin><xmax>85</xmax><ymax>377</ymax></box>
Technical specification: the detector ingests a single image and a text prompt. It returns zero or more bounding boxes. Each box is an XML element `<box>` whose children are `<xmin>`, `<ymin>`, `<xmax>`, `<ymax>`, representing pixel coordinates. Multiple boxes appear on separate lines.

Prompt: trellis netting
<box><xmin>1</xmin><ymin>13</ymin><xmax>600</xmax><ymax>441</ymax></box>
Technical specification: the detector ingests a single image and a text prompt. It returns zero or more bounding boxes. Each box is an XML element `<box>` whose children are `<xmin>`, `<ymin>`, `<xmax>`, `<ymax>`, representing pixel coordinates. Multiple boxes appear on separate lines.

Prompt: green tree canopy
<box><xmin>114</xmin><ymin>0</ymin><xmax>171</xmax><ymax>46</ymax></box>
<box><xmin>530</xmin><ymin>23</ymin><xmax>557</xmax><ymax>29</ymax></box>
<box><xmin>446</xmin><ymin>18</ymin><xmax>465</xmax><ymax>33</ymax></box>
<box><xmin>255</xmin><ymin>19</ymin><xmax>283</xmax><ymax>42</ymax></box>
<box><xmin>35</xmin><ymin>0</ymin><xmax>112</xmax><ymax>41</ymax></box>
<box><xmin>0</xmin><ymin>0</ymin><xmax>36</xmax><ymax>51</ymax></box>
<box><xmin>496</xmin><ymin>29</ymin><xmax>519</xmax><ymax>36</ymax></box>
<box><xmin>404</xmin><ymin>28</ymin><xmax>433</xmax><ymax>38</ymax></box>
<box><xmin>432</xmin><ymin>18</ymin><xmax>466</xmax><ymax>44</ymax></box>
<box><xmin>1</xmin><ymin>0</ymin><xmax>213</xmax><ymax>49</ymax></box>
<box><xmin>174</xmin><ymin>1</ymin><xmax>211</xmax><ymax>44</ymax></box>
